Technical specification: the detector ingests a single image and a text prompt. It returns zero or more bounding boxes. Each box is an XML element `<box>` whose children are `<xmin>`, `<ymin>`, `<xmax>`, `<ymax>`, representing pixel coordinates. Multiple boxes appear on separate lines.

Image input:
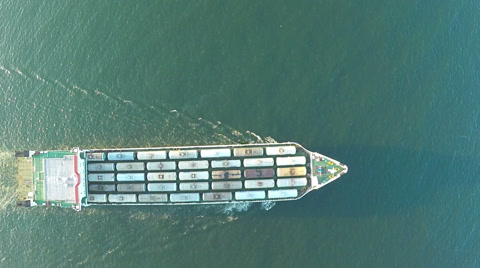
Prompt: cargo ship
<box><xmin>15</xmin><ymin>142</ymin><xmax>348</xmax><ymax>210</ymax></box>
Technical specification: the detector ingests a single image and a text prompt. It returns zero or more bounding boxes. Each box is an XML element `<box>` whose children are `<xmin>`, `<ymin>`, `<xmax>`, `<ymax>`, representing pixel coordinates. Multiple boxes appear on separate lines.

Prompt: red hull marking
<box><xmin>73</xmin><ymin>155</ymin><xmax>81</xmax><ymax>204</ymax></box>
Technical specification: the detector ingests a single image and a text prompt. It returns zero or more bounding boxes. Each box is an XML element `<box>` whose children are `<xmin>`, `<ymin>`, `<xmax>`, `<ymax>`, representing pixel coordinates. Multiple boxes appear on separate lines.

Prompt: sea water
<box><xmin>0</xmin><ymin>0</ymin><xmax>479</xmax><ymax>267</ymax></box>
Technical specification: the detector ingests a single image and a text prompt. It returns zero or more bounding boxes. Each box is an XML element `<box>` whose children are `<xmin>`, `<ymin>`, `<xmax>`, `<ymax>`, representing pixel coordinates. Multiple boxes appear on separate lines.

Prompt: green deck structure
<box><xmin>16</xmin><ymin>150</ymin><xmax>83</xmax><ymax>208</ymax></box>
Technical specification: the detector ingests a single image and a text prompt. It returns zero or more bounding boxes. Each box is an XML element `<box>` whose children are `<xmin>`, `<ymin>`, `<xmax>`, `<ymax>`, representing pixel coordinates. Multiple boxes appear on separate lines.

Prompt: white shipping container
<box><xmin>265</xmin><ymin>146</ymin><xmax>296</xmax><ymax>156</ymax></box>
<box><xmin>108</xmin><ymin>194</ymin><xmax>136</xmax><ymax>203</ymax></box>
<box><xmin>137</xmin><ymin>151</ymin><xmax>167</xmax><ymax>160</ymax></box>
<box><xmin>116</xmin><ymin>162</ymin><xmax>144</xmax><ymax>171</ymax></box>
<box><xmin>107</xmin><ymin>152</ymin><xmax>135</xmax><ymax>161</ymax></box>
<box><xmin>244</xmin><ymin>179</ymin><xmax>275</xmax><ymax>189</ymax></box>
<box><xmin>147</xmin><ymin>183</ymin><xmax>177</xmax><ymax>192</ymax></box>
<box><xmin>276</xmin><ymin>156</ymin><xmax>306</xmax><ymax>166</ymax></box>
<box><xmin>235</xmin><ymin>191</ymin><xmax>265</xmax><ymax>200</ymax></box>
<box><xmin>243</xmin><ymin>158</ymin><xmax>274</xmax><ymax>167</ymax></box>
<box><xmin>268</xmin><ymin>189</ymin><xmax>298</xmax><ymax>199</ymax></box>
<box><xmin>179</xmin><ymin>182</ymin><xmax>209</xmax><ymax>191</ymax></box>
<box><xmin>276</xmin><ymin>178</ymin><xmax>308</xmax><ymax>187</ymax></box>
<box><xmin>200</xmin><ymin>148</ymin><xmax>231</xmax><ymax>158</ymax></box>
<box><xmin>88</xmin><ymin>173</ymin><xmax>115</xmax><ymax>182</ymax></box>
<box><xmin>88</xmin><ymin>194</ymin><xmax>107</xmax><ymax>203</ymax></box>
<box><xmin>179</xmin><ymin>171</ymin><xmax>209</xmax><ymax>180</ymax></box>
<box><xmin>178</xmin><ymin>160</ymin><xmax>209</xmax><ymax>170</ymax></box>
<box><xmin>146</xmin><ymin>161</ymin><xmax>176</xmax><ymax>170</ymax></box>
<box><xmin>211</xmin><ymin>160</ymin><xmax>241</xmax><ymax>168</ymax></box>
<box><xmin>170</xmin><ymin>193</ymin><xmax>200</xmax><ymax>202</ymax></box>
<box><xmin>211</xmin><ymin>181</ymin><xmax>242</xmax><ymax>190</ymax></box>
<box><xmin>202</xmin><ymin>192</ymin><xmax>232</xmax><ymax>201</ymax></box>
<box><xmin>169</xmin><ymin>150</ymin><xmax>198</xmax><ymax>159</ymax></box>
<box><xmin>116</xmin><ymin>184</ymin><xmax>145</xmax><ymax>192</ymax></box>
<box><xmin>116</xmin><ymin>173</ymin><xmax>145</xmax><ymax>181</ymax></box>
<box><xmin>138</xmin><ymin>194</ymin><xmax>168</xmax><ymax>202</ymax></box>
<box><xmin>88</xmin><ymin>163</ymin><xmax>115</xmax><ymax>172</ymax></box>
<box><xmin>85</xmin><ymin>152</ymin><xmax>105</xmax><ymax>161</ymax></box>
<box><xmin>233</xmin><ymin>147</ymin><xmax>264</xmax><ymax>157</ymax></box>
<box><xmin>146</xmin><ymin>172</ymin><xmax>177</xmax><ymax>181</ymax></box>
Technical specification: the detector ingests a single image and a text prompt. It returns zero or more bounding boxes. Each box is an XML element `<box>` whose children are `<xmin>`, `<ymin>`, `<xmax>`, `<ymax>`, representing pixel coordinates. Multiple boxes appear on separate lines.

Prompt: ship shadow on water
<box><xmin>265</xmin><ymin>145</ymin><xmax>479</xmax><ymax>218</ymax></box>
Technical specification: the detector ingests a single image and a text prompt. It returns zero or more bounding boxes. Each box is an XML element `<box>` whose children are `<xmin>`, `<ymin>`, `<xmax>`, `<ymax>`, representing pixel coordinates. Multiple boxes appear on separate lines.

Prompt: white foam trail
<box><xmin>260</xmin><ymin>201</ymin><xmax>276</xmax><ymax>211</ymax></box>
<box><xmin>35</xmin><ymin>74</ymin><xmax>46</xmax><ymax>83</ymax></box>
<box><xmin>54</xmin><ymin>79</ymin><xmax>67</xmax><ymax>89</ymax></box>
<box><xmin>264</xmin><ymin>136</ymin><xmax>278</xmax><ymax>143</ymax></box>
<box><xmin>72</xmin><ymin>85</ymin><xmax>88</xmax><ymax>95</ymax></box>
<box><xmin>246</xmin><ymin>131</ymin><xmax>264</xmax><ymax>142</ymax></box>
<box><xmin>0</xmin><ymin>66</ymin><xmax>11</xmax><ymax>75</ymax></box>
<box><xmin>220</xmin><ymin>203</ymin><xmax>252</xmax><ymax>215</ymax></box>
<box><xmin>94</xmin><ymin>89</ymin><xmax>110</xmax><ymax>98</ymax></box>
<box><xmin>14</xmin><ymin>68</ymin><xmax>25</xmax><ymax>77</ymax></box>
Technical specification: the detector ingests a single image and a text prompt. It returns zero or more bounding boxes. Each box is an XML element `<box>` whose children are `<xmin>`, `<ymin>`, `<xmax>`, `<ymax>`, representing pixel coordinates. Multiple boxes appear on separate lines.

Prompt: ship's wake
<box><xmin>217</xmin><ymin>201</ymin><xmax>277</xmax><ymax>215</ymax></box>
<box><xmin>0</xmin><ymin>65</ymin><xmax>281</xmax><ymax>245</ymax></box>
<box><xmin>0</xmin><ymin>152</ymin><xmax>19</xmax><ymax>211</ymax></box>
<box><xmin>217</xmin><ymin>202</ymin><xmax>252</xmax><ymax>215</ymax></box>
<box><xmin>0</xmin><ymin>64</ymin><xmax>281</xmax><ymax>149</ymax></box>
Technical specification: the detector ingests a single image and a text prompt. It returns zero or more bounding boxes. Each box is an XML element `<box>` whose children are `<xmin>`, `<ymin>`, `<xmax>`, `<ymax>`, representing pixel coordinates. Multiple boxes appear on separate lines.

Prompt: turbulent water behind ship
<box><xmin>0</xmin><ymin>103</ymin><xmax>279</xmax><ymax>266</ymax></box>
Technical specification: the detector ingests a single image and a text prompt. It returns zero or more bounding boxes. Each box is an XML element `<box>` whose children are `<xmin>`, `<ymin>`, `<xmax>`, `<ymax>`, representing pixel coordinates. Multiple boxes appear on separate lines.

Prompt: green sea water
<box><xmin>1</xmin><ymin>0</ymin><xmax>480</xmax><ymax>267</ymax></box>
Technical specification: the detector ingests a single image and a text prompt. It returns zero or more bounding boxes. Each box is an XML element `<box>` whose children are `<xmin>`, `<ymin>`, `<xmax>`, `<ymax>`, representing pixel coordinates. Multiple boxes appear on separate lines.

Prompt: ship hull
<box><xmin>15</xmin><ymin>142</ymin><xmax>348</xmax><ymax>210</ymax></box>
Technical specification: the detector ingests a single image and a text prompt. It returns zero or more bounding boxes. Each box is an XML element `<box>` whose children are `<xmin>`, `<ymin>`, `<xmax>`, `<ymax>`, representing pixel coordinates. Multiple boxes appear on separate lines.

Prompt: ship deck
<box><xmin>16</xmin><ymin>150</ymin><xmax>83</xmax><ymax>208</ymax></box>
<box><xmin>84</xmin><ymin>143</ymin><xmax>314</xmax><ymax>205</ymax></box>
<box><xmin>15</xmin><ymin>142</ymin><xmax>347</xmax><ymax>209</ymax></box>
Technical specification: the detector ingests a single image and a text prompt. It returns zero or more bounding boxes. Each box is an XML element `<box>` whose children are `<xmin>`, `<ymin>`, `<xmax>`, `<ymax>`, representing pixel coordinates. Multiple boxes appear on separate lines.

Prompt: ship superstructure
<box><xmin>15</xmin><ymin>142</ymin><xmax>347</xmax><ymax>210</ymax></box>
